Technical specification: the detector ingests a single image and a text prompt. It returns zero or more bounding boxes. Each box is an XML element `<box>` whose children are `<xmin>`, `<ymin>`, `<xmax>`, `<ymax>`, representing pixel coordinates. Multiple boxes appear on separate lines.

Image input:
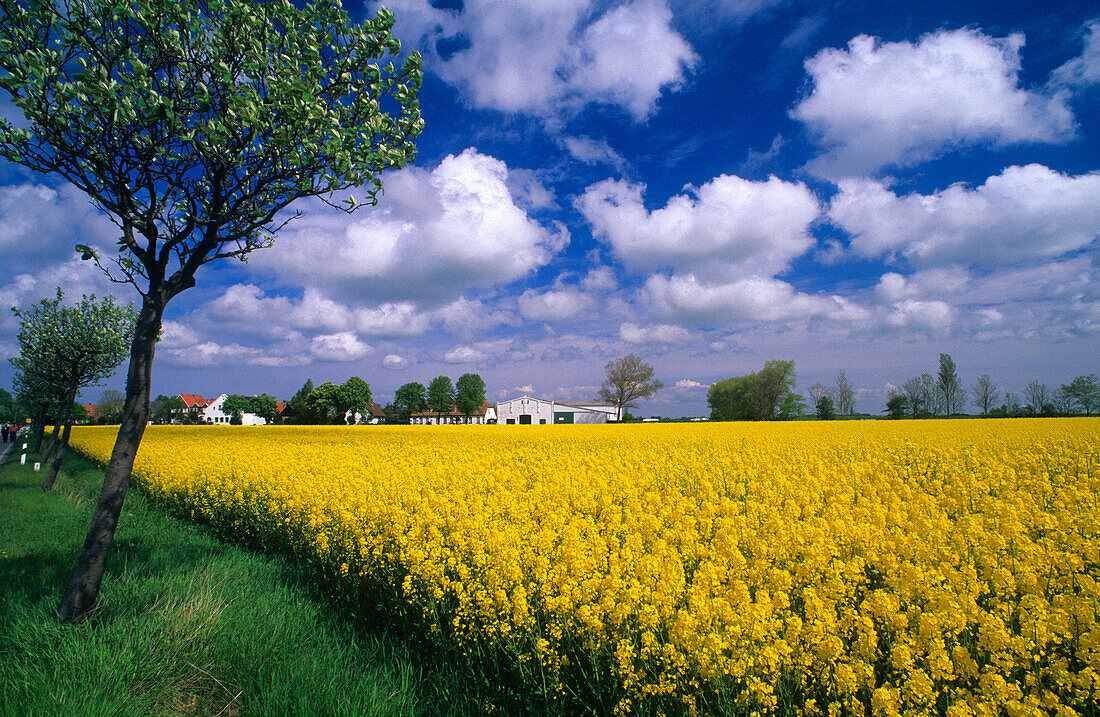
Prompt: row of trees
<box><xmin>391</xmin><ymin>373</ymin><xmax>487</xmax><ymax>423</ymax></box>
<box><xmin>884</xmin><ymin>354</ymin><xmax>1099</xmax><ymax>418</ymax></box>
<box><xmin>707</xmin><ymin>360</ymin><xmax>802</xmax><ymax>421</ymax></box>
<box><xmin>286</xmin><ymin>378</ymin><xmax>372</xmax><ymax>425</ymax></box>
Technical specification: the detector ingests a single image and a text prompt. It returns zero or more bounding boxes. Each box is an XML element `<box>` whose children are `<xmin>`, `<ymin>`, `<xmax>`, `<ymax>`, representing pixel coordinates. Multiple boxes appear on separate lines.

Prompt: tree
<box><xmin>426</xmin><ymin>376</ymin><xmax>455</xmax><ymax>422</ymax></box>
<box><xmin>150</xmin><ymin>394</ymin><xmax>185</xmax><ymax>424</ymax></box>
<box><xmin>750</xmin><ymin>360</ymin><xmax>795</xmax><ymax>421</ymax></box>
<box><xmin>335</xmin><ymin>377</ymin><xmax>371</xmax><ymax>424</ymax></box>
<box><xmin>884</xmin><ymin>394</ymin><xmax>908</xmax><ymax>420</ymax></box>
<box><xmin>806</xmin><ymin>383</ymin><xmax>831</xmax><ymax>405</ymax></box>
<box><xmin>97</xmin><ymin>389</ymin><xmax>126</xmax><ymax>424</ymax></box>
<box><xmin>250</xmin><ymin>393</ymin><xmax>280</xmax><ymax>424</ymax></box>
<box><xmin>902</xmin><ymin>374</ymin><xmax>936</xmax><ymax>418</ymax></box>
<box><xmin>306</xmin><ymin>382</ymin><xmax>341</xmax><ymax>424</ymax></box>
<box><xmin>815</xmin><ymin>395</ymin><xmax>836</xmax><ymax>420</ymax></box>
<box><xmin>221</xmin><ymin>394</ymin><xmax>252</xmax><ymax>423</ymax></box>
<box><xmin>935</xmin><ymin>354</ymin><xmax>965</xmax><ymax>416</ymax></box>
<box><xmin>707</xmin><ymin>375</ymin><xmax>755</xmax><ymax>421</ymax></box>
<box><xmin>455</xmin><ymin>373</ymin><xmax>487</xmax><ymax>423</ymax></box>
<box><xmin>1024</xmin><ymin>381</ymin><xmax>1050</xmax><ymax>415</ymax></box>
<box><xmin>1064</xmin><ymin>374</ymin><xmax>1099</xmax><ymax>416</ymax></box>
<box><xmin>287</xmin><ymin>379</ymin><xmax>317</xmax><ymax>424</ymax></box>
<box><xmin>393</xmin><ymin>382</ymin><xmax>426</xmax><ymax>424</ymax></box>
<box><xmin>10</xmin><ymin>290</ymin><xmax>134</xmax><ymax>488</ymax></box>
<box><xmin>833</xmin><ymin>370</ymin><xmax>855</xmax><ymax>416</ymax></box>
<box><xmin>1052</xmin><ymin>386</ymin><xmax>1075</xmax><ymax>417</ymax></box>
<box><xmin>598</xmin><ymin>355</ymin><xmax>664</xmax><ymax>422</ymax></box>
<box><xmin>970</xmin><ymin>374</ymin><xmax>999</xmax><ymax>416</ymax></box>
<box><xmin>1</xmin><ymin>0</ymin><xmax>422</xmax><ymax>621</ymax></box>
<box><xmin>778</xmin><ymin>392</ymin><xmax>805</xmax><ymax>420</ymax></box>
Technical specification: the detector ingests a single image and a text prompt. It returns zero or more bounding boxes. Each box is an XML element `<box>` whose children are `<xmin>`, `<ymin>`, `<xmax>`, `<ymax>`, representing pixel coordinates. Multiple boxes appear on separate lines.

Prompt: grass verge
<box><xmin>0</xmin><ymin>447</ymin><xmax>457</xmax><ymax>717</ymax></box>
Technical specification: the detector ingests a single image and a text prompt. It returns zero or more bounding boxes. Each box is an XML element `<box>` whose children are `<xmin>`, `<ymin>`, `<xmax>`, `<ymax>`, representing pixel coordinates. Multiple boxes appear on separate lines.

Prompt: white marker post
<box><xmin>21</xmin><ymin>442</ymin><xmax>27</xmax><ymax>465</ymax></box>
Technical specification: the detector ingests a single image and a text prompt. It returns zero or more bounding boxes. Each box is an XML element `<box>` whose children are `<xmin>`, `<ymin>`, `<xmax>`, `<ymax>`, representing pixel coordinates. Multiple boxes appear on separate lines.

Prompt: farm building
<box><xmin>410</xmin><ymin>400</ymin><xmax>496</xmax><ymax>425</ymax></box>
<box><xmin>495</xmin><ymin>396</ymin><xmax>619</xmax><ymax>424</ymax></box>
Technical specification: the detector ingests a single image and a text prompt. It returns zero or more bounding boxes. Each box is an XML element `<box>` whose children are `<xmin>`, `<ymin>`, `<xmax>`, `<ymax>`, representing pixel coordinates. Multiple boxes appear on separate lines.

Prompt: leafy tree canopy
<box><xmin>455</xmin><ymin>373</ymin><xmax>486</xmax><ymax>419</ymax></box>
<box><xmin>426</xmin><ymin>376</ymin><xmax>455</xmax><ymax>416</ymax></box>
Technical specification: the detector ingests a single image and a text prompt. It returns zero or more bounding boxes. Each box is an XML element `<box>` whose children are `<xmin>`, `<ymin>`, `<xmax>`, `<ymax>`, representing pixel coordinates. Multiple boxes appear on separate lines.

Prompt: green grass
<box><xmin>0</xmin><ymin>447</ymin><xmax>481</xmax><ymax>717</ymax></box>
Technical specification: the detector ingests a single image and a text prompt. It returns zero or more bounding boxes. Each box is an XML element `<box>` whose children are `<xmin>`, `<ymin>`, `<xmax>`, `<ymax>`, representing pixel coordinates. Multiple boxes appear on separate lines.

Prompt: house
<box><xmin>201</xmin><ymin>393</ymin><xmax>266</xmax><ymax>425</ymax></box>
<box><xmin>81</xmin><ymin>404</ymin><xmax>99</xmax><ymax>424</ymax></box>
<box><xmin>177</xmin><ymin>394</ymin><xmax>212</xmax><ymax>421</ymax></box>
<box><xmin>494</xmin><ymin>396</ymin><xmax>618</xmax><ymax>425</ymax></box>
<box><xmin>410</xmin><ymin>400</ymin><xmax>496</xmax><ymax>425</ymax></box>
<box><xmin>343</xmin><ymin>398</ymin><xmax>387</xmax><ymax>425</ymax></box>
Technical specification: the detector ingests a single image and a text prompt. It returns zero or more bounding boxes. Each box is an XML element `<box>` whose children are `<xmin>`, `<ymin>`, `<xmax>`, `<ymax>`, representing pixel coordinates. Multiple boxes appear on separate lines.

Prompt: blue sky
<box><xmin>2</xmin><ymin>0</ymin><xmax>1099</xmax><ymax>417</ymax></box>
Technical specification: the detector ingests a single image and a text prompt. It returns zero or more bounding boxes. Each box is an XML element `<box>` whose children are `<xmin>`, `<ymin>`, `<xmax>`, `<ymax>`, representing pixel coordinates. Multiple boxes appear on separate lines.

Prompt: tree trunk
<box><xmin>58</xmin><ymin>297</ymin><xmax>162</xmax><ymax>623</ymax></box>
<box><xmin>41</xmin><ymin>400</ymin><xmax>64</xmax><ymax>466</ymax></box>
<box><xmin>43</xmin><ymin>384</ymin><xmax>78</xmax><ymax>490</ymax></box>
<box><xmin>32</xmin><ymin>406</ymin><xmax>47</xmax><ymax>452</ymax></box>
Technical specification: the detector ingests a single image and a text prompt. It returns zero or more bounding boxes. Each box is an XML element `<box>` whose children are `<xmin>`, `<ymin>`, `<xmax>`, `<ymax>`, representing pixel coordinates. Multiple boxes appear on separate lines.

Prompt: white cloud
<box><xmin>884</xmin><ymin>300</ymin><xmax>955</xmax><ymax>332</ymax></box>
<box><xmin>0</xmin><ymin>182</ymin><xmax>118</xmax><ymax>273</ymax></box>
<box><xmin>1051</xmin><ymin>21</ymin><xmax>1100</xmax><ymax>88</ymax></box>
<box><xmin>581</xmin><ymin>266</ymin><xmax>618</xmax><ymax>292</ymax></box>
<box><xmin>562</xmin><ymin>135</ymin><xmax>629</xmax><ymax>172</ymax></box>
<box><xmin>642</xmin><ymin>274</ymin><xmax>870</xmax><ymax>324</ymax></box>
<box><xmin>383</xmin><ymin>0</ymin><xmax>697</xmax><ymax>121</ymax></box>
<box><xmin>444</xmin><ymin>345</ymin><xmax>490</xmax><ymax>364</ymax></box>
<box><xmin>437</xmin><ymin>297</ymin><xmax>515</xmax><ymax>337</ymax></box>
<box><xmin>576</xmin><ymin>174</ymin><xmax>819</xmax><ymax>280</ymax></box>
<box><xmin>830</xmin><ymin>165</ymin><xmax>1100</xmax><ymax>267</ymax></box>
<box><xmin>354</xmin><ymin>303</ymin><xmax>431</xmax><ymax>338</ymax></box>
<box><xmin>792</xmin><ymin>29</ymin><xmax>1076</xmax><ymax>178</ymax></box>
<box><xmin>675</xmin><ymin>379</ymin><xmax>705</xmax><ymax>389</ymax></box>
<box><xmin>383</xmin><ymin>354</ymin><xmax>410</xmax><ymax>370</ymax></box>
<box><xmin>254</xmin><ymin>149</ymin><xmax>569</xmax><ymax>303</ymax></box>
<box><xmin>518</xmin><ymin>288</ymin><xmax>590</xmax><ymax>321</ymax></box>
<box><xmin>619</xmin><ymin>322</ymin><xmax>690</xmax><ymax>343</ymax></box>
<box><xmin>310</xmin><ymin>332</ymin><xmax>373</xmax><ymax>362</ymax></box>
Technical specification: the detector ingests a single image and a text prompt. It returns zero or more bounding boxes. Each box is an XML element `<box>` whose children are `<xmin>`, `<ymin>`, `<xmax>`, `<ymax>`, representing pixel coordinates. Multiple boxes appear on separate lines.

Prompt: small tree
<box><xmin>833</xmin><ymin>370</ymin><xmax>855</xmax><ymax>416</ymax></box>
<box><xmin>1</xmin><ymin>0</ymin><xmax>422</xmax><ymax>621</ymax></box>
<box><xmin>1064</xmin><ymin>374</ymin><xmax>1099</xmax><ymax>416</ymax></box>
<box><xmin>306</xmin><ymin>382</ymin><xmax>341</xmax><ymax>424</ymax></box>
<box><xmin>598</xmin><ymin>355</ymin><xmax>663</xmax><ymax>421</ymax></box>
<box><xmin>707</xmin><ymin>375</ymin><xmax>754</xmax><ymax>421</ymax></box>
<box><xmin>816</xmin><ymin>395</ymin><xmax>836</xmax><ymax>420</ymax></box>
<box><xmin>935</xmin><ymin>354</ymin><xmax>965</xmax><ymax>416</ymax></box>
<box><xmin>394</xmin><ymin>382</ymin><xmax>427</xmax><ymax>423</ymax></box>
<box><xmin>884</xmin><ymin>394</ymin><xmax>908</xmax><ymax>420</ymax></box>
<box><xmin>778</xmin><ymin>392</ymin><xmax>805</xmax><ymax>420</ymax></box>
<box><xmin>287</xmin><ymin>379</ymin><xmax>317</xmax><ymax>424</ymax></box>
<box><xmin>150</xmin><ymin>394</ymin><xmax>185</xmax><ymax>424</ymax></box>
<box><xmin>455</xmin><ymin>373</ymin><xmax>487</xmax><ymax>423</ymax></box>
<box><xmin>221</xmin><ymin>395</ymin><xmax>252</xmax><ymax>423</ymax></box>
<box><xmin>750</xmin><ymin>360</ymin><xmax>795</xmax><ymax>421</ymax></box>
<box><xmin>335</xmin><ymin>377</ymin><xmax>371</xmax><ymax>424</ymax></box>
<box><xmin>970</xmin><ymin>374</ymin><xmax>999</xmax><ymax>416</ymax></box>
<box><xmin>427</xmin><ymin>376</ymin><xmax>455</xmax><ymax>422</ymax></box>
<box><xmin>1024</xmin><ymin>381</ymin><xmax>1050</xmax><ymax>415</ymax></box>
<box><xmin>250</xmin><ymin>393</ymin><xmax>280</xmax><ymax>424</ymax></box>
<box><xmin>1052</xmin><ymin>386</ymin><xmax>1075</xmax><ymax>417</ymax></box>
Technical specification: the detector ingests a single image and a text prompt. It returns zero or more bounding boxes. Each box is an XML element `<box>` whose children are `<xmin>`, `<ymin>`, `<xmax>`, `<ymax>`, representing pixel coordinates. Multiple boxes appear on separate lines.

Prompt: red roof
<box><xmin>410</xmin><ymin>400</ymin><xmax>491</xmax><ymax>418</ymax></box>
<box><xmin>82</xmin><ymin>404</ymin><xmax>99</xmax><ymax>420</ymax></box>
<box><xmin>177</xmin><ymin>394</ymin><xmax>210</xmax><ymax>409</ymax></box>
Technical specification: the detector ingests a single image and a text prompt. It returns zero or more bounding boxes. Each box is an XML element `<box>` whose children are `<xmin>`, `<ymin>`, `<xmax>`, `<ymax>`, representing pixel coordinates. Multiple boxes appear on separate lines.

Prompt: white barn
<box><xmin>495</xmin><ymin>396</ymin><xmax>618</xmax><ymax>425</ymax></box>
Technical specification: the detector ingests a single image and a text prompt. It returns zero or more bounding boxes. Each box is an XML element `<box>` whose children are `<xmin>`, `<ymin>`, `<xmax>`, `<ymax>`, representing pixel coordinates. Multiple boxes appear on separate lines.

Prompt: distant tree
<box><xmin>307</xmin><ymin>382</ymin><xmax>342</xmax><ymax>424</ymax></box>
<box><xmin>394</xmin><ymin>382</ymin><xmax>427</xmax><ymax>423</ymax></box>
<box><xmin>806</xmin><ymin>383</ymin><xmax>831</xmax><ymax>405</ymax></box>
<box><xmin>97</xmin><ymin>389</ymin><xmax>126</xmax><ymax>425</ymax></box>
<box><xmin>884</xmin><ymin>394</ymin><xmax>908</xmax><ymax>420</ymax></box>
<box><xmin>707</xmin><ymin>375</ymin><xmax>755</xmax><ymax>421</ymax></box>
<box><xmin>598</xmin><ymin>355</ymin><xmax>664</xmax><ymax>421</ymax></box>
<box><xmin>902</xmin><ymin>374</ymin><xmax>937</xmax><ymax>418</ymax></box>
<box><xmin>455</xmin><ymin>373</ymin><xmax>487</xmax><ymax>423</ymax></box>
<box><xmin>936</xmin><ymin>354</ymin><xmax>965</xmax><ymax>416</ymax></box>
<box><xmin>250</xmin><ymin>393</ymin><xmax>280</xmax><ymax>424</ymax></box>
<box><xmin>970</xmin><ymin>374</ymin><xmax>999</xmax><ymax>416</ymax></box>
<box><xmin>427</xmin><ymin>376</ymin><xmax>456</xmax><ymax>422</ymax></box>
<box><xmin>833</xmin><ymin>370</ymin><xmax>855</xmax><ymax>416</ymax></box>
<box><xmin>1024</xmin><ymin>381</ymin><xmax>1050</xmax><ymax>415</ymax></box>
<box><xmin>1064</xmin><ymin>374</ymin><xmax>1099</xmax><ymax>416</ymax></box>
<box><xmin>815</xmin><ymin>395</ymin><xmax>836</xmax><ymax>420</ymax></box>
<box><xmin>778</xmin><ymin>392</ymin><xmax>805</xmax><ymax>420</ymax></box>
<box><xmin>287</xmin><ymin>380</ymin><xmax>317</xmax><ymax>424</ymax></box>
<box><xmin>221</xmin><ymin>395</ymin><xmax>253</xmax><ymax>423</ymax></box>
<box><xmin>749</xmin><ymin>360</ymin><xmax>795</xmax><ymax>421</ymax></box>
<box><xmin>1052</xmin><ymin>387</ymin><xmax>1075</xmax><ymax>417</ymax></box>
<box><xmin>150</xmin><ymin>395</ymin><xmax>185</xmax><ymax>424</ymax></box>
<box><xmin>335</xmin><ymin>377</ymin><xmax>371</xmax><ymax>424</ymax></box>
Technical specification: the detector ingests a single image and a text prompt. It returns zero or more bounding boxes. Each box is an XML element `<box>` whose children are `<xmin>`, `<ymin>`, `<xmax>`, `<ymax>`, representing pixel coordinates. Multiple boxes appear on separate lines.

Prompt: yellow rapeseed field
<box><xmin>69</xmin><ymin>419</ymin><xmax>1099</xmax><ymax>716</ymax></box>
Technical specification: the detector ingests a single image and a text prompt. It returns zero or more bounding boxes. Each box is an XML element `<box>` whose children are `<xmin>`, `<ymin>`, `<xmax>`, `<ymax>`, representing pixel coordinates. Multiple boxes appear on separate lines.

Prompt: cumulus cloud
<box><xmin>1051</xmin><ymin>21</ymin><xmax>1100</xmax><ymax>88</ymax></box>
<box><xmin>829</xmin><ymin>165</ymin><xmax>1100</xmax><ymax>267</ymax></box>
<box><xmin>518</xmin><ymin>288</ymin><xmax>591</xmax><ymax>321</ymax></box>
<box><xmin>0</xmin><ymin>182</ymin><xmax>118</xmax><ymax>273</ymax></box>
<box><xmin>383</xmin><ymin>0</ymin><xmax>697</xmax><ymax>121</ymax></box>
<box><xmin>642</xmin><ymin>274</ymin><xmax>870</xmax><ymax>324</ymax></box>
<box><xmin>444</xmin><ymin>345</ymin><xmax>491</xmax><ymax>364</ymax></box>
<box><xmin>383</xmin><ymin>354</ymin><xmax>410</xmax><ymax>370</ymax></box>
<box><xmin>674</xmin><ymin>379</ymin><xmax>705</xmax><ymax>389</ymax></box>
<box><xmin>576</xmin><ymin>174</ymin><xmax>819</xmax><ymax>280</ymax></box>
<box><xmin>253</xmin><ymin>149</ymin><xmax>568</xmax><ymax>303</ymax></box>
<box><xmin>619</xmin><ymin>322</ymin><xmax>690</xmax><ymax>343</ymax></box>
<box><xmin>792</xmin><ymin>29</ymin><xmax>1076</xmax><ymax>178</ymax></box>
<box><xmin>883</xmin><ymin>300</ymin><xmax>955</xmax><ymax>332</ymax></box>
<box><xmin>310</xmin><ymin>332</ymin><xmax>373</xmax><ymax>362</ymax></box>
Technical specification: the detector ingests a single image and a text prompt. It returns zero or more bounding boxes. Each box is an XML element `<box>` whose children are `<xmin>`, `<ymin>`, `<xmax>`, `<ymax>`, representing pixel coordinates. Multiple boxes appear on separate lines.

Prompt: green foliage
<box><xmin>0</xmin><ymin>387</ymin><xmax>17</xmax><ymax>423</ymax></box>
<box><xmin>816</xmin><ymin>395</ymin><xmax>837</xmax><ymax>420</ymax></box>
<box><xmin>778</xmin><ymin>392</ymin><xmax>806</xmax><ymax>420</ymax></box>
<box><xmin>97</xmin><ymin>389</ymin><xmax>126</xmax><ymax>424</ymax></box>
<box><xmin>426</xmin><ymin>376</ymin><xmax>455</xmax><ymax>417</ymax></box>
<box><xmin>455</xmin><ymin>373</ymin><xmax>486</xmax><ymax>420</ymax></box>
<box><xmin>393</xmin><ymin>382</ymin><xmax>427</xmax><ymax>423</ymax></box>
<box><xmin>149</xmin><ymin>394</ymin><xmax>185</xmax><ymax>424</ymax></box>
<box><xmin>1064</xmin><ymin>374</ymin><xmax>1099</xmax><ymax>416</ymax></box>
<box><xmin>707</xmin><ymin>360</ymin><xmax>796</xmax><ymax>421</ymax></box>
<box><xmin>306</xmin><ymin>382</ymin><xmax>341</xmax><ymax>424</ymax></box>
<box><xmin>336</xmin><ymin>377</ymin><xmax>371</xmax><ymax>424</ymax></box>
<box><xmin>884</xmin><ymin>394</ymin><xmax>907</xmax><ymax>420</ymax></box>
<box><xmin>249</xmin><ymin>393</ymin><xmax>279</xmax><ymax>424</ymax></box>
<box><xmin>287</xmin><ymin>379</ymin><xmax>317</xmax><ymax>424</ymax></box>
